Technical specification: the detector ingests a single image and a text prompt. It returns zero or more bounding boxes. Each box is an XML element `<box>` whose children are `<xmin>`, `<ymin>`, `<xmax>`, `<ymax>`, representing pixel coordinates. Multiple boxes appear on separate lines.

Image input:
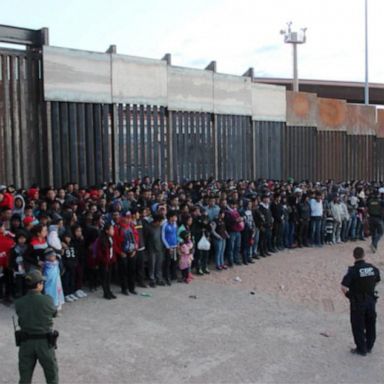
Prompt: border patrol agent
<box><xmin>14</xmin><ymin>270</ymin><xmax>59</xmax><ymax>384</ymax></box>
<box><xmin>367</xmin><ymin>189</ymin><xmax>384</xmax><ymax>253</ymax></box>
<box><xmin>341</xmin><ymin>247</ymin><xmax>381</xmax><ymax>356</ymax></box>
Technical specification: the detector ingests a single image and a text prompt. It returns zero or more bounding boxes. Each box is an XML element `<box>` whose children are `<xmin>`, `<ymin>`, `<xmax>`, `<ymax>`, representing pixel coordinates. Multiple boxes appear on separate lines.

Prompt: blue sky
<box><xmin>2</xmin><ymin>0</ymin><xmax>384</xmax><ymax>83</ymax></box>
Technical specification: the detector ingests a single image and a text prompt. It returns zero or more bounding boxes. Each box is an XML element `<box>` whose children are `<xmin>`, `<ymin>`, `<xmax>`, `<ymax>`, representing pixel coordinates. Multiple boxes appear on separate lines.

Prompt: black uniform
<box><xmin>367</xmin><ymin>196</ymin><xmax>384</xmax><ymax>250</ymax></box>
<box><xmin>341</xmin><ymin>260</ymin><xmax>381</xmax><ymax>354</ymax></box>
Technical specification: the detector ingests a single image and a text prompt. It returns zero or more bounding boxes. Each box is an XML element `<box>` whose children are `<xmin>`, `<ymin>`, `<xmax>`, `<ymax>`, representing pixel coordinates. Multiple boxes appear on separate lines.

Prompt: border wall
<box><xmin>1</xmin><ymin>34</ymin><xmax>384</xmax><ymax>187</ymax></box>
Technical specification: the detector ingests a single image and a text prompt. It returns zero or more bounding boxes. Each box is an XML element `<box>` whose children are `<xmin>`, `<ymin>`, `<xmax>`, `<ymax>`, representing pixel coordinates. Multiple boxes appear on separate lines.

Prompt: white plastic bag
<box><xmin>197</xmin><ymin>234</ymin><xmax>211</xmax><ymax>251</ymax></box>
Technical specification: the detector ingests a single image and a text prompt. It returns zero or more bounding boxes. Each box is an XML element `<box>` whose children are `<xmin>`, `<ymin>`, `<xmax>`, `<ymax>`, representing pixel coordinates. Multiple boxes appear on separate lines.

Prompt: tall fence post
<box><xmin>111</xmin><ymin>104</ymin><xmax>119</xmax><ymax>183</ymax></box>
<box><xmin>167</xmin><ymin>110</ymin><xmax>174</xmax><ymax>181</ymax></box>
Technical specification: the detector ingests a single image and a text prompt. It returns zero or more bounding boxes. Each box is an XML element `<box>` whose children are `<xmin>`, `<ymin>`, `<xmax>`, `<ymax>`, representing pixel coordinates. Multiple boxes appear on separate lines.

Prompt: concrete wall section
<box><xmin>43</xmin><ymin>46</ymin><xmax>112</xmax><ymax>103</ymax></box>
<box><xmin>346</xmin><ymin>104</ymin><xmax>377</xmax><ymax>135</ymax></box>
<box><xmin>167</xmin><ymin>67</ymin><xmax>213</xmax><ymax>112</ymax></box>
<box><xmin>286</xmin><ymin>91</ymin><xmax>318</xmax><ymax>127</ymax></box>
<box><xmin>251</xmin><ymin>83</ymin><xmax>286</xmax><ymax>122</ymax></box>
<box><xmin>317</xmin><ymin>98</ymin><xmax>347</xmax><ymax>131</ymax></box>
<box><xmin>111</xmin><ymin>54</ymin><xmax>167</xmax><ymax>105</ymax></box>
<box><xmin>377</xmin><ymin>109</ymin><xmax>384</xmax><ymax>138</ymax></box>
<box><xmin>213</xmin><ymin>74</ymin><xmax>252</xmax><ymax>115</ymax></box>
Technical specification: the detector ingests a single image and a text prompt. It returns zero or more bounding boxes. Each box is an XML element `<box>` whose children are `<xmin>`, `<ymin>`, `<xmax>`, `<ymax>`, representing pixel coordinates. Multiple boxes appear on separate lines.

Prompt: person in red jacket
<box><xmin>113</xmin><ymin>212</ymin><xmax>138</xmax><ymax>295</ymax></box>
<box><xmin>96</xmin><ymin>223</ymin><xmax>116</xmax><ymax>300</ymax></box>
<box><xmin>0</xmin><ymin>186</ymin><xmax>14</xmax><ymax>210</ymax></box>
<box><xmin>0</xmin><ymin>220</ymin><xmax>15</xmax><ymax>304</ymax></box>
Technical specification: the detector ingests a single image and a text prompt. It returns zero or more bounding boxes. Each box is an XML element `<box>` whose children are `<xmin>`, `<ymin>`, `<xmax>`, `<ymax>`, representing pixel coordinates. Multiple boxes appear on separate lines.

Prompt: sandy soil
<box><xmin>0</xmin><ymin>240</ymin><xmax>383</xmax><ymax>384</ymax></box>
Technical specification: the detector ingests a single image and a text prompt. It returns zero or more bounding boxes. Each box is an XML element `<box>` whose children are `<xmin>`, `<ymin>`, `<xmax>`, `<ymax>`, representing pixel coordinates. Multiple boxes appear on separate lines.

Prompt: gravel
<box><xmin>1</xmin><ymin>240</ymin><xmax>383</xmax><ymax>384</ymax></box>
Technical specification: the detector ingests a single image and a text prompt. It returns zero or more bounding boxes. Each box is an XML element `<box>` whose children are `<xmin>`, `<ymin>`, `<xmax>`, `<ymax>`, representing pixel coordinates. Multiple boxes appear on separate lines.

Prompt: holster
<box><xmin>47</xmin><ymin>330</ymin><xmax>59</xmax><ymax>349</ymax></box>
<box><xmin>14</xmin><ymin>330</ymin><xmax>27</xmax><ymax>347</ymax></box>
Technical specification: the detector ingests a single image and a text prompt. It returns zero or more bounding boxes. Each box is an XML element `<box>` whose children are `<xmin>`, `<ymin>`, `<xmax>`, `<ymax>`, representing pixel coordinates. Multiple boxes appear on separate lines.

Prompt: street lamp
<box><xmin>364</xmin><ymin>0</ymin><xmax>369</xmax><ymax>105</ymax></box>
<box><xmin>280</xmin><ymin>22</ymin><xmax>307</xmax><ymax>92</ymax></box>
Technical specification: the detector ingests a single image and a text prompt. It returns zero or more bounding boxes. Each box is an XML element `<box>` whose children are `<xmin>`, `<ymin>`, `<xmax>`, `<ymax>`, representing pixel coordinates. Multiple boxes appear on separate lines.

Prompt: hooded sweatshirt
<box><xmin>12</xmin><ymin>194</ymin><xmax>26</xmax><ymax>219</ymax></box>
<box><xmin>47</xmin><ymin>225</ymin><xmax>62</xmax><ymax>253</ymax></box>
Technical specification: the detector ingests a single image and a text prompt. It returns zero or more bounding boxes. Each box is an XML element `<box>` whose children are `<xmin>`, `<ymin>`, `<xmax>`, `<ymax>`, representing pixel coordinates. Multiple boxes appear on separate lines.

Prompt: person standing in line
<box><xmin>161</xmin><ymin>210</ymin><xmax>178</xmax><ymax>285</ymax></box>
<box><xmin>96</xmin><ymin>223</ymin><xmax>117</xmax><ymax>300</ymax></box>
<box><xmin>309</xmin><ymin>191</ymin><xmax>323</xmax><ymax>247</ymax></box>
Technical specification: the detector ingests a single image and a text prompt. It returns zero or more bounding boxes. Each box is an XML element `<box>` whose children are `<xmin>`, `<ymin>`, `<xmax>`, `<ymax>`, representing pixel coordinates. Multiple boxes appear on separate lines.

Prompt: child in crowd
<box><xmin>0</xmin><ymin>220</ymin><xmax>15</xmax><ymax>304</ymax></box>
<box><xmin>95</xmin><ymin>223</ymin><xmax>116</xmax><ymax>300</ymax></box>
<box><xmin>61</xmin><ymin>231</ymin><xmax>81</xmax><ymax>303</ymax></box>
<box><xmin>42</xmin><ymin>247</ymin><xmax>64</xmax><ymax>311</ymax></box>
<box><xmin>178</xmin><ymin>231</ymin><xmax>194</xmax><ymax>283</ymax></box>
<box><xmin>10</xmin><ymin>231</ymin><xmax>28</xmax><ymax>298</ymax></box>
<box><xmin>71</xmin><ymin>224</ymin><xmax>87</xmax><ymax>298</ymax></box>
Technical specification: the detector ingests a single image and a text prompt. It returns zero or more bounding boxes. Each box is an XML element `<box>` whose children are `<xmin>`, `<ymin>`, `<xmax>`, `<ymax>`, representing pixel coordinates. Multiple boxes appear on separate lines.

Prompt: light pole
<box><xmin>364</xmin><ymin>0</ymin><xmax>369</xmax><ymax>105</ymax></box>
<box><xmin>280</xmin><ymin>22</ymin><xmax>307</xmax><ymax>92</ymax></box>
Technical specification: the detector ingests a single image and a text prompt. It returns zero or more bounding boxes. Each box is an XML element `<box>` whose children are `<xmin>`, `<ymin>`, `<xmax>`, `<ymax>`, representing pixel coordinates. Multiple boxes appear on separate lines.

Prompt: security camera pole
<box><xmin>280</xmin><ymin>22</ymin><xmax>307</xmax><ymax>92</ymax></box>
<box><xmin>364</xmin><ymin>0</ymin><xmax>369</xmax><ymax>105</ymax></box>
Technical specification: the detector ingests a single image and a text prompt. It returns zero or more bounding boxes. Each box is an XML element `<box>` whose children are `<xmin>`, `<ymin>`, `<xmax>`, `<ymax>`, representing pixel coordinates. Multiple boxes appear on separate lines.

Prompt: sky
<box><xmin>2</xmin><ymin>0</ymin><xmax>384</xmax><ymax>83</ymax></box>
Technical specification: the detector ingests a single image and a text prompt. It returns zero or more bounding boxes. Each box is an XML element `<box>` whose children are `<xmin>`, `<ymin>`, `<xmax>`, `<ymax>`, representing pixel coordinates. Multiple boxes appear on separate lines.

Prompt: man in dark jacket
<box><xmin>341</xmin><ymin>247</ymin><xmax>380</xmax><ymax>356</ymax></box>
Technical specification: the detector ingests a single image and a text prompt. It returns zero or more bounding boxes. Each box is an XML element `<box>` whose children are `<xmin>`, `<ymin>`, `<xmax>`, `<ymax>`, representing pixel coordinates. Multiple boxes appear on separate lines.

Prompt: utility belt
<box><xmin>15</xmin><ymin>330</ymin><xmax>59</xmax><ymax>349</ymax></box>
<box><xmin>348</xmin><ymin>292</ymin><xmax>378</xmax><ymax>304</ymax></box>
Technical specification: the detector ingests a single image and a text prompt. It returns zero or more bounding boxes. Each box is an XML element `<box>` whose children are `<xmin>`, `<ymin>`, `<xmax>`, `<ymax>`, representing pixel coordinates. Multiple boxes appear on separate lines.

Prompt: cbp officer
<box><xmin>366</xmin><ymin>189</ymin><xmax>384</xmax><ymax>253</ymax></box>
<box><xmin>14</xmin><ymin>270</ymin><xmax>59</xmax><ymax>384</ymax></box>
<box><xmin>341</xmin><ymin>247</ymin><xmax>380</xmax><ymax>356</ymax></box>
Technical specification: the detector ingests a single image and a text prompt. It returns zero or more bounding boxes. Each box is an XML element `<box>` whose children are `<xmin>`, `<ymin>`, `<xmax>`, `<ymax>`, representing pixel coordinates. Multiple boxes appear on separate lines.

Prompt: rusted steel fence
<box><xmin>1</xmin><ymin>26</ymin><xmax>384</xmax><ymax>186</ymax></box>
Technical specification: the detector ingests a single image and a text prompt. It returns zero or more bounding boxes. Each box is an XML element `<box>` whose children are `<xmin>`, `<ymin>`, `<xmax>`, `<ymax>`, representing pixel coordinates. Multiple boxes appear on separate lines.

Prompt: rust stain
<box><xmin>318</xmin><ymin>98</ymin><xmax>346</xmax><ymax>129</ymax></box>
<box><xmin>292</xmin><ymin>93</ymin><xmax>310</xmax><ymax>118</ymax></box>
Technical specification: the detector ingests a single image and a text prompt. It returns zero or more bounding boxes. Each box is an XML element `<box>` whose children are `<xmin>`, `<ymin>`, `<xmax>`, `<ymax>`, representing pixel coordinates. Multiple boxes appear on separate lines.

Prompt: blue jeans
<box><xmin>310</xmin><ymin>217</ymin><xmax>322</xmax><ymax>245</ymax></box>
<box><xmin>213</xmin><ymin>238</ymin><xmax>226</xmax><ymax>268</ymax></box>
<box><xmin>288</xmin><ymin>222</ymin><xmax>295</xmax><ymax>248</ymax></box>
<box><xmin>252</xmin><ymin>228</ymin><xmax>260</xmax><ymax>256</ymax></box>
<box><xmin>349</xmin><ymin>213</ymin><xmax>357</xmax><ymax>240</ymax></box>
<box><xmin>226</xmin><ymin>232</ymin><xmax>241</xmax><ymax>265</ymax></box>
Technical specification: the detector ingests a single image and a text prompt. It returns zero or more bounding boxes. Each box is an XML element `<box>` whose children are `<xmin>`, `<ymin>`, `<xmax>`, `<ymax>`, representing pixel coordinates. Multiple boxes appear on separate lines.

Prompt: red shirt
<box><xmin>0</xmin><ymin>233</ymin><xmax>15</xmax><ymax>268</ymax></box>
<box><xmin>0</xmin><ymin>192</ymin><xmax>14</xmax><ymax>210</ymax></box>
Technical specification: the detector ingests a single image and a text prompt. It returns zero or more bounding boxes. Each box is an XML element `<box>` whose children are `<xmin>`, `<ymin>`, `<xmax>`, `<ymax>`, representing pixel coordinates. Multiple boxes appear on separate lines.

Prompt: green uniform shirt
<box><xmin>15</xmin><ymin>291</ymin><xmax>57</xmax><ymax>334</ymax></box>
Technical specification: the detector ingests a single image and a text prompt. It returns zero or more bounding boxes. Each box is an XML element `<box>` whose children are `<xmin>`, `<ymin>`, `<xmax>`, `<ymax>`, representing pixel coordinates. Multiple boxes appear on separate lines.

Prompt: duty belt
<box><xmin>25</xmin><ymin>333</ymin><xmax>49</xmax><ymax>340</ymax></box>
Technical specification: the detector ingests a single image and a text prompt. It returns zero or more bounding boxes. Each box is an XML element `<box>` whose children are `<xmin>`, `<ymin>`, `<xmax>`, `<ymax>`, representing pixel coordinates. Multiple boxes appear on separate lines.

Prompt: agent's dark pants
<box><xmin>369</xmin><ymin>216</ymin><xmax>384</xmax><ymax>249</ymax></box>
<box><xmin>350</xmin><ymin>298</ymin><xmax>377</xmax><ymax>353</ymax></box>
<box><xmin>19</xmin><ymin>339</ymin><xmax>58</xmax><ymax>384</ymax></box>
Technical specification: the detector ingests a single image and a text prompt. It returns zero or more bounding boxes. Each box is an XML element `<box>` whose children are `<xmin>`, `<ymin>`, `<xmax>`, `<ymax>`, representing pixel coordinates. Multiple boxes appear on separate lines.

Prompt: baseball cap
<box><xmin>25</xmin><ymin>270</ymin><xmax>46</xmax><ymax>286</ymax></box>
<box><xmin>43</xmin><ymin>247</ymin><xmax>56</xmax><ymax>259</ymax></box>
<box><xmin>23</xmin><ymin>216</ymin><xmax>35</xmax><ymax>226</ymax></box>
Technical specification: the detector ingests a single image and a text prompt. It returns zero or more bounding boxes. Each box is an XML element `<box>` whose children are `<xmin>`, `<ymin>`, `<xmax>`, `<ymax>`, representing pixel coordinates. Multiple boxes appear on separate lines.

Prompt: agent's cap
<box><xmin>25</xmin><ymin>270</ymin><xmax>45</xmax><ymax>286</ymax></box>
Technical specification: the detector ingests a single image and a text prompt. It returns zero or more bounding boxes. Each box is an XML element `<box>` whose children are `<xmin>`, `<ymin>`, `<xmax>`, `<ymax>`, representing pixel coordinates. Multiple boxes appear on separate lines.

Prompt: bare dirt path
<box><xmin>1</xmin><ymin>240</ymin><xmax>383</xmax><ymax>384</ymax></box>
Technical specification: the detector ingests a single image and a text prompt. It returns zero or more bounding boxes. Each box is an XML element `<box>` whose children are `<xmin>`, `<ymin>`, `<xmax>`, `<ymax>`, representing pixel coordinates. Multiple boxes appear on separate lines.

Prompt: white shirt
<box><xmin>309</xmin><ymin>198</ymin><xmax>323</xmax><ymax>217</ymax></box>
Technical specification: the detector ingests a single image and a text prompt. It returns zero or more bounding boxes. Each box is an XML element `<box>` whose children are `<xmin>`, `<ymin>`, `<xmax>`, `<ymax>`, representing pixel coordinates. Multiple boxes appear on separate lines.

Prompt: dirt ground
<box><xmin>1</xmin><ymin>240</ymin><xmax>383</xmax><ymax>384</ymax></box>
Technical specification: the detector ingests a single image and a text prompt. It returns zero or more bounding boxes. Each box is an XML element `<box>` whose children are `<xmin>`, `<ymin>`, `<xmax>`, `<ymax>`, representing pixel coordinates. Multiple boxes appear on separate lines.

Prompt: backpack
<box><xmin>121</xmin><ymin>227</ymin><xmax>135</xmax><ymax>254</ymax></box>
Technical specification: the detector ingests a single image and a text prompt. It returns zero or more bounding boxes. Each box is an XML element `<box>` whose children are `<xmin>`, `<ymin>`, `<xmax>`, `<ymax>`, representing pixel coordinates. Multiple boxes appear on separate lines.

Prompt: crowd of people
<box><xmin>0</xmin><ymin>177</ymin><xmax>382</xmax><ymax>311</ymax></box>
